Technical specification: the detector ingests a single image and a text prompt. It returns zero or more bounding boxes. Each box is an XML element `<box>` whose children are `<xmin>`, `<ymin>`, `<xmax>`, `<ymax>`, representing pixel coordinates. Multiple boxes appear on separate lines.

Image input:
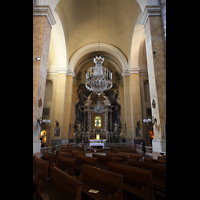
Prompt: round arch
<box><xmin>68</xmin><ymin>43</ymin><xmax>128</xmax><ymax>76</ymax></box>
<box><xmin>49</xmin><ymin>9</ymin><xmax>68</xmax><ymax>72</ymax></box>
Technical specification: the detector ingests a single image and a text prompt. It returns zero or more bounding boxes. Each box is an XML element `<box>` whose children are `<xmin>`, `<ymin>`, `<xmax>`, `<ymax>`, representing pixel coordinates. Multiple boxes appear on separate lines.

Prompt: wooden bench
<box><xmin>37</xmin><ymin>166</ymin><xmax>83</xmax><ymax>200</ymax></box>
<box><xmin>92</xmin><ymin>153</ymin><xmax>113</xmax><ymax>170</ymax></box>
<box><xmin>118</xmin><ymin>152</ymin><xmax>142</xmax><ymax>161</ymax></box>
<box><xmin>127</xmin><ymin>159</ymin><xmax>166</xmax><ymax>199</ymax></box>
<box><xmin>41</xmin><ymin>152</ymin><xmax>56</xmax><ymax>176</ymax></box>
<box><xmin>72</xmin><ymin>150</ymin><xmax>86</xmax><ymax>158</ymax></box>
<box><xmin>75</xmin><ymin>154</ymin><xmax>97</xmax><ymax>171</ymax></box>
<box><xmin>33</xmin><ymin>158</ymin><xmax>49</xmax><ymax>187</ymax></box>
<box><xmin>56</xmin><ymin>150</ymin><xmax>72</xmax><ymax>159</ymax></box>
<box><xmin>106</xmin><ymin>153</ymin><xmax>128</xmax><ymax>163</ymax></box>
<box><xmin>56</xmin><ymin>155</ymin><xmax>75</xmax><ymax>176</ymax></box>
<box><xmin>107</xmin><ymin>161</ymin><xmax>155</xmax><ymax>200</ymax></box>
<box><xmin>144</xmin><ymin>157</ymin><xmax>166</xmax><ymax>165</ymax></box>
<box><xmin>76</xmin><ymin>164</ymin><xmax>123</xmax><ymax>200</ymax></box>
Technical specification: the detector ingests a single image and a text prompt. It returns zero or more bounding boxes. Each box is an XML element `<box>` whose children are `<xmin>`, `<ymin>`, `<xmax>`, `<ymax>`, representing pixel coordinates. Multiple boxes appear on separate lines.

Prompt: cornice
<box><xmin>34</xmin><ymin>5</ymin><xmax>56</xmax><ymax>28</ymax></box>
<box><xmin>140</xmin><ymin>5</ymin><xmax>161</xmax><ymax>27</ymax></box>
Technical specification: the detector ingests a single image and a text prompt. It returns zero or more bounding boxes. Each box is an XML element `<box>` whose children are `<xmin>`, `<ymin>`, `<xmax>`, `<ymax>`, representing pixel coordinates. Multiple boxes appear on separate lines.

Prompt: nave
<box><xmin>33</xmin><ymin>145</ymin><xmax>166</xmax><ymax>200</ymax></box>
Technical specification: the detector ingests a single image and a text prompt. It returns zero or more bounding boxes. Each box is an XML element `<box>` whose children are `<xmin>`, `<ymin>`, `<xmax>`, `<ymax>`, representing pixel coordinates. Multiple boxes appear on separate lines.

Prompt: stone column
<box><xmin>33</xmin><ymin>5</ymin><xmax>56</xmax><ymax>156</ymax></box>
<box><xmin>123</xmin><ymin>75</ymin><xmax>134</xmax><ymax>139</ymax></box>
<box><xmin>141</xmin><ymin>6</ymin><xmax>166</xmax><ymax>157</ymax></box>
<box><xmin>53</xmin><ymin>73</ymin><xmax>67</xmax><ymax>141</ymax></box>
<box><xmin>105</xmin><ymin>110</ymin><xmax>108</xmax><ymax>131</ymax></box>
<box><xmin>63</xmin><ymin>74</ymin><xmax>74</xmax><ymax>142</ymax></box>
<box><xmin>130</xmin><ymin>73</ymin><xmax>144</xmax><ymax>143</ymax></box>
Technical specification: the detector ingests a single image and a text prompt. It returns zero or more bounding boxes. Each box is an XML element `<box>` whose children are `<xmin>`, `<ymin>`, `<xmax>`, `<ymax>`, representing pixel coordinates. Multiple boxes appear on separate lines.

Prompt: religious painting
<box><xmin>135</xmin><ymin>127</ymin><xmax>142</xmax><ymax>137</ymax></box>
<box><xmin>54</xmin><ymin>127</ymin><xmax>60</xmax><ymax>137</ymax></box>
<box><xmin>94</xmin><ymin>116</ymin><xmax>101</xmax><ymax>128</ymax></box>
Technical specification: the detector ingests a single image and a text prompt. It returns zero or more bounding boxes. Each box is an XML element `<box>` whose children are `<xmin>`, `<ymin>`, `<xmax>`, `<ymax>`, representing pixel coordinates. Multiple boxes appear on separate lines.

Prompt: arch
<box><xmin>128</xmin><ymin>10</ymin><xmax>144</xmax><ymax>71</ymax></box>
<box><xmin>35</xmin><ymin>0</ymin><xmax>60</xmax><ymax>12</ymax></box>
<box><xmin>136</xmin><ymin>0</ymin><xmax>160</xmax><ymax>12</ymax></box>
<box><xmin>68</xmin><ymin>43</ymin><xmax>128</xmax><ymax>76</ymax></box>
<box><xmin>49</xmin><ymin>10</ymin><xmax>68</xmax><ymax>72</ymax></box>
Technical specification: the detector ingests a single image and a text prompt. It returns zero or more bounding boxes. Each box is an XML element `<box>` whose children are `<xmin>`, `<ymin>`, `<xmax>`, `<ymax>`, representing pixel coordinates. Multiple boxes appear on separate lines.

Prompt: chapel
<box><xmin>33</xmin><ymin>0</ymin><xmax>166</xmax><ymax>199</ymax></box>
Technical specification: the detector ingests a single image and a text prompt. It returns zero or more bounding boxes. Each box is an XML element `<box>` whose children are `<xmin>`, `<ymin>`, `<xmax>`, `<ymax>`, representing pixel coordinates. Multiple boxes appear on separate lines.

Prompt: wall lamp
<box><xmin>143</xmin><ymin>116</ymin><xmax>157</xmax><ymax>126</ymax></box>
<box><xmin>37</xmin><ymin>117</ymin><xmax>51</xmax><ymax>127</ymax></box>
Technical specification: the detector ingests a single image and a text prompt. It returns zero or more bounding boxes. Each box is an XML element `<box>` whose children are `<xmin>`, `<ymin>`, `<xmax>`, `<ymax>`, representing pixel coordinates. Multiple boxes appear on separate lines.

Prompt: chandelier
<box><xmin>85</xmin><ymin>53</ymin><xmax>112</xmax><ymax>94</ymax></box>
<box><xmin>85</xmin><ymin>0</ymin><xmax>112</xmax><ymax>94</ymax></box>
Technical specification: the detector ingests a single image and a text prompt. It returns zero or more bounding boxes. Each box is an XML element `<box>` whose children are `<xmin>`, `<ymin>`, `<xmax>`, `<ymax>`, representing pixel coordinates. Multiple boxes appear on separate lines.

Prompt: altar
<box><xmin>89</xmin><ymin>139</ymin><xmax>106</xmax><ymax>148</ymax></box>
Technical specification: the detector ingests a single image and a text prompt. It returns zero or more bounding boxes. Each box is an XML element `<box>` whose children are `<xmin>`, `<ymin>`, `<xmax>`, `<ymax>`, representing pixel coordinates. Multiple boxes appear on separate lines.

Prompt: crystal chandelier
<box><xmin>85</xmin><ymin>53</ymin><xmax>112</xmax><ymax>94</ymax></box>
<box><xmin>85</xmin><ymin>0</ymin><xmax>112</xmax><ymax>94</ymax></box>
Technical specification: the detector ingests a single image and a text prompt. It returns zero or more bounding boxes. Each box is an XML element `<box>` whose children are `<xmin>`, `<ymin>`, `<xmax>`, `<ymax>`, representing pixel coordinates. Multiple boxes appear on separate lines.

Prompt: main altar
<box><xmin>74</xmin><ymin>83</ymin><xmax>122</xmax><ymax>144</ymax></box>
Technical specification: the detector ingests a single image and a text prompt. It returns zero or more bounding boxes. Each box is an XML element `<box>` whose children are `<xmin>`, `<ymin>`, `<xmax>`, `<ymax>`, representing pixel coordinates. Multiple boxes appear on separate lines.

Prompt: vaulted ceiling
<box><xmin>56</xmin><ymin>0</ymin><xmax>141</xmax><ymax>61</ymax></box>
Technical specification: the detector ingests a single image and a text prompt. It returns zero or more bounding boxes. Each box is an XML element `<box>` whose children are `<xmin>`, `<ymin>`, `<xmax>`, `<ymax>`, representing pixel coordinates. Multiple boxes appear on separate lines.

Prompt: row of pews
<box><xmin>33</xmin><ymin>146</ymin><xmax>166</xmax><ymax>200</ymax></box>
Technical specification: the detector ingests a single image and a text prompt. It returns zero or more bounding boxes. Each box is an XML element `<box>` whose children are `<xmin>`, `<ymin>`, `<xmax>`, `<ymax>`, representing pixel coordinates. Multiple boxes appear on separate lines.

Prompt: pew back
<box><xmin>38</xmin><ymin>167</ymin><xmax>83</xmax><ymax>200</ymax></box>
<box><xmin>127</xmin><ymin>159</ymin><xmax>166</xmax><ymax>188</ymax></box>
<box><xmin>75</xmin><ymin>154</ymin><xmax>97</xmax><ymax>171</ymax></box>
<box><xmin>78</xmin><ymin>164</ymin><xmax>123</xmax><ymax>199</ymax></box>
<box><xmin>56</xmin><ymin>155</ymin><xmax>75</xmax><ymax>176</ymax></box>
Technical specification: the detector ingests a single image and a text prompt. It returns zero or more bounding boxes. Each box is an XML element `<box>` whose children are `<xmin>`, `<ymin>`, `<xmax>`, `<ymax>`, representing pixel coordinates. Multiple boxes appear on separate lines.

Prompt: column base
<box><xmin>152</xmin><ymin>139</ymin><xmax>166</xmax><ymax>153</ymax></box>
<box><xmin>33</xmin><ymin>140</ymin><xmax>41</xmax><ymax>157</ymax></box>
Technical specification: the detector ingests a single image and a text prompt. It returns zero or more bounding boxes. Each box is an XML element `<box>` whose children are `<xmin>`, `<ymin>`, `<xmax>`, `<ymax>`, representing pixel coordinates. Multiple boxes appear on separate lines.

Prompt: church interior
<box><xmin>33</xmin><ymin>0</ymin><xmax>166</xmax><ymax>199</ymax></box>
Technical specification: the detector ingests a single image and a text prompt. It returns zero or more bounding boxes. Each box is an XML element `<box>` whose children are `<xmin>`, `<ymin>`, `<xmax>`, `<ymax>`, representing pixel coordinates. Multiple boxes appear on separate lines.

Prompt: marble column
<box><xmin>141</xmin><ymin>6</ymin><xmax>166</xmax><ymax>156</ymax></box>
<box><xmin>123</xmin><ymin>75</ymin><xmax>134</xmax><ymax>138</ymax></box>
<box><xmin>33</xmin><ymin>5</ymin><xmax>56</xmax><ymax>156</ymax></box>
<box><xmin>53</xmin><ymin>73</ymin><xmax>67</xmax><ymax>140</ymax></box>
<box><xmin>63</xmin><ymin>75</ymin><xmax>74</xmax><ymax>140</ymax></box>
<box><xmin>159</xmin><ymin>0</ymin><xmax>166</xmax><ymax>52</ymax></box>
<box><xmin>130</xmin><ymin>73</ymin><xmax>143</xmax><ymax>139</ymax></box>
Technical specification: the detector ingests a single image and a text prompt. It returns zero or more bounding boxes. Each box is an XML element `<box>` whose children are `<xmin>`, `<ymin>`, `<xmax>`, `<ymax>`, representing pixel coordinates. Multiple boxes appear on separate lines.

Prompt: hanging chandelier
<box><xmin>85</xmin><ymin>0</ymin><xmax>112</xmax><ymax>94</ymax></box>
<box><xmin>85</xmin><ymin>53</ymin><xmax>112</xmax><ymax>94</ymax></box>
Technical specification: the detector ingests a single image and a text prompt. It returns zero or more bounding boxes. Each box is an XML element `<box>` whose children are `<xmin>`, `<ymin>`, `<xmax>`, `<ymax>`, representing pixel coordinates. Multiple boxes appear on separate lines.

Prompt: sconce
<box><xmin>143</xmin><ymin>116</ymin><xmax>157</xmax><ymax>126</ymax></box>
<box><xmin>55</xmin><ymin>120</ymin><xmax>59</xmax><ymax>127</ymax></box>
<box><xmin>37</xmin><ymin>117</ymin><xmax>51</xmax><ymax>127</ymax></box>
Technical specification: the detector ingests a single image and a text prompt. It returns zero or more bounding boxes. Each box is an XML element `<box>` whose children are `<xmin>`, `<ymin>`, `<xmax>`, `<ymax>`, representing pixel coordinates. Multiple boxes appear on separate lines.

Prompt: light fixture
<box><xmin>85</xmin><ymin>0</ymin><xmax>112</xmax><ymax>94</ymax></box>
<box><xmin>143</xmin><ymin>116</ymin><xmax>157</xmax><ymax>126</ymax></box>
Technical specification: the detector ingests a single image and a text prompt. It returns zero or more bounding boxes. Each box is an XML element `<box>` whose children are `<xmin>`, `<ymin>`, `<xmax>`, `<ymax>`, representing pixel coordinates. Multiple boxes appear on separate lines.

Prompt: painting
<box><xmin>54</xmin><ymin>127</ymin><xmax>60</xmax><ymax>137</ymax></box>
<box><xmin>135</xmin><ymin>127</ymin><xmax>142</xmax><ymax>137</ymax></box>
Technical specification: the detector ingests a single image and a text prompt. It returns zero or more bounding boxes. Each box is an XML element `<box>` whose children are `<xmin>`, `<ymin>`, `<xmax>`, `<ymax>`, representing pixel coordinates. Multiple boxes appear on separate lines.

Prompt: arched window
<box><xmin>94</xmin><ymin>116</ymin><xmax>101</xmax><ymax>128</ymax></box>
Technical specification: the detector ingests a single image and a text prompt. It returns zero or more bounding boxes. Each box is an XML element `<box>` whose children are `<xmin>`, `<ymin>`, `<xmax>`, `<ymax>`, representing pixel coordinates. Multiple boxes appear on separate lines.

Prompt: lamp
<box><xmin>143</xmin><ymin>116</ymin><xmax>157</xmax><ymax>126</ymax></box>
<box><xmin>85</xmin><ymin>0</ymin><xmax>112</xmax><ymax>94</ymax></box>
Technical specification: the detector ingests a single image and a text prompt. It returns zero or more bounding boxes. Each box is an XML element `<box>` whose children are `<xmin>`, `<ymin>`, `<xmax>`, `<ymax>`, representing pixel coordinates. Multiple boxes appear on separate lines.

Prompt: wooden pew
<box><xmin>127</xmin><ymin>159</ymin><xmax>166</xmax><ymax>199</ymax></box>
<box><xmin>56</xmin><ymin>155</ymin><xmax>75</xmax><ymax>176</ymax></box>
<box><xmin>144</xmin><ymin>157</ymin><xmax>166</xmax><ymax>165</ymax></box>
<box><xmin>56</xmin><ymin>150</ymin><xmax>72</xmax><ymax>159</ymax></box>
<box><xmin>37</xmin><ymin>166</ymin><xmax>83</xmax><ymax>200</ymax></box>
<box><xmin>107</xmin><ymin>161</ymin><xmax>155</xmax><ymax>200</ymax></box>
<box><xmin>72</xmin><ymin>150</ymin><xmax>86</xmax><ymax>158</ymax></box>
<box><xmin>118</xmin><ymin>152</ymin><xmax>142</xmax><ymax>161</ymax></box>
<box><xmin>75</xmin><ymin>154</ymin><xmax>97</xmax><ymax>171</ymax></box>
<box><xmin>76</xmin><ymin>164</ymin><xmax>123</xmax><ymax>200</ymax></box>
<box><xmin>41</xmin><ymin>152</ymin><xmax>55</xmax><ymax>176</ymax></box>
<box><xmin>106</xmin><ymin>153</ymin><xmax>128</xmax><ymax>163</ymax></box>
<box><xmin>33</xmin><ymin>158</ymin><xmax>49</xmax><ymax>187</ymax></box>
<box><xmin>92</xmin><ymin>153</ymin><xmax>113</xmax><ymax>170</ymax></box>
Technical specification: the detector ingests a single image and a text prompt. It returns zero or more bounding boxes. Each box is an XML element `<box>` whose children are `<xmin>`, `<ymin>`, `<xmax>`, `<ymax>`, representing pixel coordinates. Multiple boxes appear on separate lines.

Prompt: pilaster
<box><xmin>142</xmin><ymin>5</ymin><xmax>166</xmax><ymax>155</ymax></box>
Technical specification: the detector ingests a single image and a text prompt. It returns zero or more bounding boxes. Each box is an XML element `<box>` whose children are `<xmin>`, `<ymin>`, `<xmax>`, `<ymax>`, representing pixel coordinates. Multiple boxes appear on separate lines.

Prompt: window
<box><xmin>94</xmin><ymin>116</ymin><xmax>101</xmax><ymax>128</ymax></box>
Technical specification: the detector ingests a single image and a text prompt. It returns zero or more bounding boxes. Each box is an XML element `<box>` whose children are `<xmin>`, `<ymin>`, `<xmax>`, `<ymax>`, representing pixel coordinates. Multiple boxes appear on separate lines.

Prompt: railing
<box><xmin>145</xmin><ymin>146</ymin><xmax>153</xmax><ymax>157</ymax></box>
<box><xmin>136</xmin><ymin>144</ymin><xmax>143</xmax><ymax>154</ymax></box>
<box><xmin>40</xmin><ymin>146</ymin><xmax>53</xmax><ymax>157</ymax></box>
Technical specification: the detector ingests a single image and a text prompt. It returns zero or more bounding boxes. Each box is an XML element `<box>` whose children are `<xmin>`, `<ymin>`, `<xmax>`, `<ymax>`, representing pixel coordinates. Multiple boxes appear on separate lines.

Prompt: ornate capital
<box><xmin>140</xmin><ymin>5</ymin><xmax>161</xmax><ymax>27</ymax></box>
<box><xmin>34</xmin><ymin>5</ymin><xmax>56</xmax><ymax>28</ymax></box>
